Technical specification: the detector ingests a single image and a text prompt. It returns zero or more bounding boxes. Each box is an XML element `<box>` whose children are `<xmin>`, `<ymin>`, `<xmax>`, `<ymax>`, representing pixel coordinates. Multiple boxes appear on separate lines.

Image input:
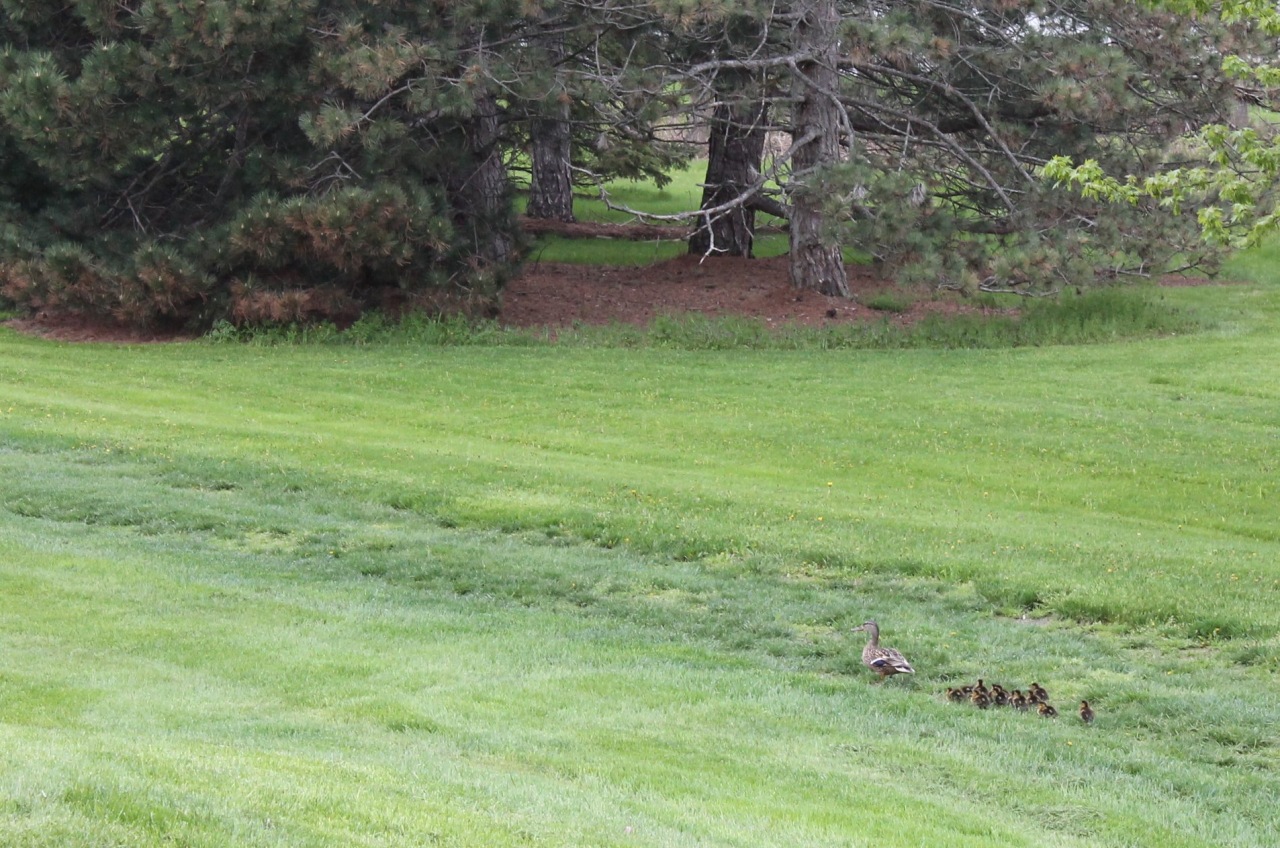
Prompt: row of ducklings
<box><xmin>946</xmin><ymin>680</ymin><xmax>1095</xmax><ymax>723</ymax></box>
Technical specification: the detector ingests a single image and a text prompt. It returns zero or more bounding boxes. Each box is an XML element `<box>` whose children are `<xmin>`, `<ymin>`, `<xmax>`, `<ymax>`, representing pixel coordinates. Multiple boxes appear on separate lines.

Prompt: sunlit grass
<box><xmin>518</xmin><ymin>162</ymin><xmax>794</xmax><ymax>263</ymax></box>
<box><xmin>1222</xmin><ymin>234</ymin><xmax>1280</xmax><ymax>283</ymax></box>
<box><xmin>527</xmin><ymin>233</ymin><xmax>688</xmax><ymax>265</ymax></box>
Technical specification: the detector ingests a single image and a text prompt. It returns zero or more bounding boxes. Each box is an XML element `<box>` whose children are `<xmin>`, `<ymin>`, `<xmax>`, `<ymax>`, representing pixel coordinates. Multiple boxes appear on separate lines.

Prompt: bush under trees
<box><xmin>0</xmin><ymin>1</ymin><xmax>521</xmax><ymax>328</ymax></box>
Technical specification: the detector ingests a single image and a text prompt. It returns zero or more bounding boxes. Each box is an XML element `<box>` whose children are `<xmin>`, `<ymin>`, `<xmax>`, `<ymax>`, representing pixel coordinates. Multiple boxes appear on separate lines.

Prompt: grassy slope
<box><xmin>2</xmin><ymin>270</ymin><xmax>1279</xmax><ymax>845</ymax></box>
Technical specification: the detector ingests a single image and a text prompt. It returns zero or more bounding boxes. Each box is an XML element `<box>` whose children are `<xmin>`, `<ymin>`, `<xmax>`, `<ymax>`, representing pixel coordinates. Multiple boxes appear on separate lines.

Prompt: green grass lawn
<box><xmin>2</xmin><ymin>256</ymin><xmax>1280</xmax><ymax>845</ymax></box>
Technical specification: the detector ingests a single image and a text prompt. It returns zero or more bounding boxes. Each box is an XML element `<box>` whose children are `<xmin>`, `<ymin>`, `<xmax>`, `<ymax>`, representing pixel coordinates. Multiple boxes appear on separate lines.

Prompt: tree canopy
<box><xmin>1046</xmin><ymin>0</ymin><xmax>1280</xmax><ymax>251</ymax></box>
<box><xmin>0</xmin><ymin>0</ymin><xmax>1274</xmax><ymax>328</ymax></box>
<box><xmin>658</xmin><ymin>0</ymin><xmax>1276</xmax><ymax>292</ymax></box>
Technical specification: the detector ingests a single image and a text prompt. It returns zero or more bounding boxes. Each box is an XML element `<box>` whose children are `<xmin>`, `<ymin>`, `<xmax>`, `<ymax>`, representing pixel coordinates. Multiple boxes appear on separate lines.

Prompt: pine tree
<box><xmin>1046</xmin><ymin>1</ymin><xmax>1280</xmax><ymax>250</ymax></box>
<box><xmin>1</xmin><ymin>1</ymin><xmax>1267</xmax><ymax>326</ymax></box>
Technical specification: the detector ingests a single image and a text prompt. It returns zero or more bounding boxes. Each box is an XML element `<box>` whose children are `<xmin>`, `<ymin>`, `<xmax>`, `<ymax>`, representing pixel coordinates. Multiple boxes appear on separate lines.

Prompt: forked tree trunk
<box><xmin>527</xmin><ymin>108</ymin><xmax>575</xmax><ymax>222</ymax></box>
<box><xmin>689</xmin><ymin>97</ymin><xmax>766</xmax><ymax>257</ymax></box>
<box><xmin>788</xmin><ymin>0</ymin><xmax>848</xmax><ymax>296</ymax></box>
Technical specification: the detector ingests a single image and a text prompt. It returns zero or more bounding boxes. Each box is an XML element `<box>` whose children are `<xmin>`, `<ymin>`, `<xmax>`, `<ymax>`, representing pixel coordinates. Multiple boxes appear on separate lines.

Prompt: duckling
<box><xmin>946</xmin><ymin>687</ymin><xmax>966</xmax><ymax>703</ymax></box>
<box><xmin>973</xmin><ymin>679</ymin><xmax>989</xmax><ymax>699</ymax></box>
<box><xmin>970</xmin><ymin>689</ymin><xmax>990</xmax><ymax>709</ymax></box>
<box><xmin>1011</xmin><ymin>690</ymin><xmax>1029</xmax><ymax>711</ymax></box>
<box><xmin>1037</xmin><ymin>702</ymin><xmax>1058</xmax><ymax>719</ymax></box>
<box><xmin>850</xmin><ymin>620</ymin><xmax>915</xmax><ymax>682</ymax></box>
<box><xmin>991</xmin><ymin>685</ymin><xmax>1010</xmax><ymax>707</ymax></box>
<box><xmin>1029</xmin><ymin>682</ymin><xmax>1049</xmax><ymax>703</ymax></box>
<box><xmin>1079</xmin><ymin>700</ymin><xmax>1095</xmax><ymax>724</ymax></box>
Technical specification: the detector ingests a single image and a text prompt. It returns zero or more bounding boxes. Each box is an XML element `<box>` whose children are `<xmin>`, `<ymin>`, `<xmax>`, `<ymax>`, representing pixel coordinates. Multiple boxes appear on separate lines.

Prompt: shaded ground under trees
<box><xmin>7</xmin><ymin>219</ymin><xmax>1229</xmax><ymax>343</ymax></box>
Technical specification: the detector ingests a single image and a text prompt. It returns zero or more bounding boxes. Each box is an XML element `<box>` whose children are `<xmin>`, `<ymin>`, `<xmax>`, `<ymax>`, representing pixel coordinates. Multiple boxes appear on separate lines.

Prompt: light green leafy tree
<box><xmin>1044</xmin><ymin>1</ymin><xmax>1280</xmax><ymax>251</ymax></box>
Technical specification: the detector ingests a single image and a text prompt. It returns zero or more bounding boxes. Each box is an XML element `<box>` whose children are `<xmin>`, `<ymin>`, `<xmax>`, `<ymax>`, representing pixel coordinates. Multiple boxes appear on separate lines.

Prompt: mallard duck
<box><xmin>973</xmin><ymin>678</ymin><xmax>989</xmax><ymax>699</ymax></box>
<box><xmin>851</xmin><ymin>620</ymin><xmax>915</xmax><ymax>681</ymax></box>
<box><xmin>1079</xmin><ymin>700</ymin><xmax>1095</xmax><ymax>724</ymax></box>
<box><xmin>1029</xmin><ymin>683</ymin><xmax>1049</xmax><ymax>703</ymax></box>
<box><xmin>1011</xmin><ymin>690</ymin><xmax>1029</xmax><ymax>711</ymax></box>
<box><xmin>970</xmin><ymin>689</ymin><xmax>990</xmax><ymax>709</ymax></box>
<box><xmin>946</xmin><ymin>687</ymin><xmax>966</xmax><ymax>703</ymax></box>
<box><xmin>1037</xmin><ymin>702</ymin><xmax>1058</xmax><ymax>718</ymax></box>
<box><xmin>992</xmin><ymin>685</ymin><xmax>1009</xmax><ymax>707</ymax></box>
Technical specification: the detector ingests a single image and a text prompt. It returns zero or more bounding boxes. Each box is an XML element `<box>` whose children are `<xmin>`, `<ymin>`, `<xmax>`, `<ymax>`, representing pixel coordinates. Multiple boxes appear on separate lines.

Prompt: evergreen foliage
<box><xmin>0</xmin><ymin>1</ymin><xmax>522</xmax><ymax>328</ymax></box>
<box><xmin>669</xmin><ymin>0</ymin><xmax>1274</xmax><ymax>293</ymax></box>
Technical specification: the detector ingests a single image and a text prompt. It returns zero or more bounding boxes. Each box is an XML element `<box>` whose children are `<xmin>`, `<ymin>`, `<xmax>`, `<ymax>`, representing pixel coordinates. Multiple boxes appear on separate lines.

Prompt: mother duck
<box><xmin>851</xmin><ymin>620</ymin><xmax>915</xmax><ymax>681</ymax></box>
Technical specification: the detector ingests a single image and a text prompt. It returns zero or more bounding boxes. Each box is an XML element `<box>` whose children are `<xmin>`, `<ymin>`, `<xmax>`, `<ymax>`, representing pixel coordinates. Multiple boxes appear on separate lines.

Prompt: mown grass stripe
<box><xmin>2</xmin><ymin>270</ymin><xmax>1279</xmax><ymax>846</ymax></box>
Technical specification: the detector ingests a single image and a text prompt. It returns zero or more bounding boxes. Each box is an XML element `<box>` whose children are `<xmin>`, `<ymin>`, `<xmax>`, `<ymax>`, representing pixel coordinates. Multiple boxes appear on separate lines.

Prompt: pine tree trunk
<box><xmin>527</xmin><ymin>108</ymin><xmax>575</xmax><ymax>222</ymax></box>
<box><xmin>449</xmin><ymin>93</ymin><xmax>515</xmax><ymax>267</ymax></box>
<box><xmin>525</xmin><ymin>27</ymin><xmax>574</xmax><ymax>223</ymax></box>
<box><xmin>689</xmin><ymin>97</ymin><xmax>766</xmax><ymax>257</ymax></box>
<box><xmin>788</xmin><ymin>0</ymin><xmax>848</xmax><ymax>297</ymax></box>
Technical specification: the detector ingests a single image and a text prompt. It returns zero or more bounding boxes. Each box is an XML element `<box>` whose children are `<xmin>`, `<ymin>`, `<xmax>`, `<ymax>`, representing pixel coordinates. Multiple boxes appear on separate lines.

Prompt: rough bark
<box><xmin>689</xmin><ymin>98</ymin><xmax>766</xmax><ymax>257</ymax></box>
<box><xmin>449</xmin><ymin>93</ymin><xmax>515</xmax><ymax>267</ymax></box>
<box><xmin>526</xmin><ymin>28</ymin><xmax>575</xmax><ymax>223</ymax></box>
<box><xmin>527</xmin><ymin>108</ymin><xmax>576</xmax><ymax>222</ymax></box>
<box><xmin>787</xmin><ymin>0</ymin><xmax>848</xmax><ymax>297</ymax></box>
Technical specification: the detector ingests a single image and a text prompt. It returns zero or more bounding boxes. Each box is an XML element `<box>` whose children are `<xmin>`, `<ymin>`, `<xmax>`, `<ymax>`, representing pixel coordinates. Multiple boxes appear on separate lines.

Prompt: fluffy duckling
<box><xmin>1079</xmin><ymin>700</ymin><xmax>1095</xmax><ymax>724</ymax></box>
<box><xmin>851</xmin><ymin>620</ymin><xmax>916</xmax><ymax>682</ymax></box>
<box><xmin>970</xmin><ymin>689</ymin><xmax>991</xmax><ymax>709</ymax></box>
<box><xmin>973</xmin><ymin>679</ymin><xmax>989</xmax><ymax>699</ymax></box>
<box><xmin>1011</xmin><ymin>690</ymin><xmax>1029</xmax><ymax>711</ymax></box>
<box><xmin>1037</xmin><ymin>702</ymin><xmax>1059</xmax><ymax>719</ymax></box>
<box><xmin>1029</xmin><ymin>683</ymin><xmax>1049</xmax><ymax>703</ymax></box>
<box><xmin>991</xmin><ymin>685</ymin><xmax>1010</xmax><ymax>708</ymax></box>
<box><xmin>946</xmin><ymin>687</ymin><xmax>966</xmax><ymax>703</ymax></box>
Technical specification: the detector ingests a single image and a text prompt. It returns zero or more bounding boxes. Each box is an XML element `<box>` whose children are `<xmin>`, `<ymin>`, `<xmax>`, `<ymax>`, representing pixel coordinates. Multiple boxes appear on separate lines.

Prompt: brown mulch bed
<box><xmin>502</xmin><ymin>218</ymin><xmax>1012</xmax><ymax>329</ymax></box>
<box><xmin>500</xmin><ymin>253</ymin><xmax>998</xmax><ymax>329</ymax></box>
<box><xmin>2</xmin><ymin>220</ymin><xmax>1228</xmax><ymax>343</ymax></box>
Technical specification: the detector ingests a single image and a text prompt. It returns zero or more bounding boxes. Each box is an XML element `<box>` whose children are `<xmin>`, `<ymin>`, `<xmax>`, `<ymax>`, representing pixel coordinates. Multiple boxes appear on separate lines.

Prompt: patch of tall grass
<box><xmin>204</xmin><ymin>286</ymin><xmax>1200</xmax><ymax>350</ymax></box>
<box><xmin>862</xmin><ymin>291</ymin><xmax>914</xmax><ymax>313</ymax></box>
<box><xmin>203</xmin><ymin>312</ymin><xmax>541</xmax><ymax>347</ymax></box>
